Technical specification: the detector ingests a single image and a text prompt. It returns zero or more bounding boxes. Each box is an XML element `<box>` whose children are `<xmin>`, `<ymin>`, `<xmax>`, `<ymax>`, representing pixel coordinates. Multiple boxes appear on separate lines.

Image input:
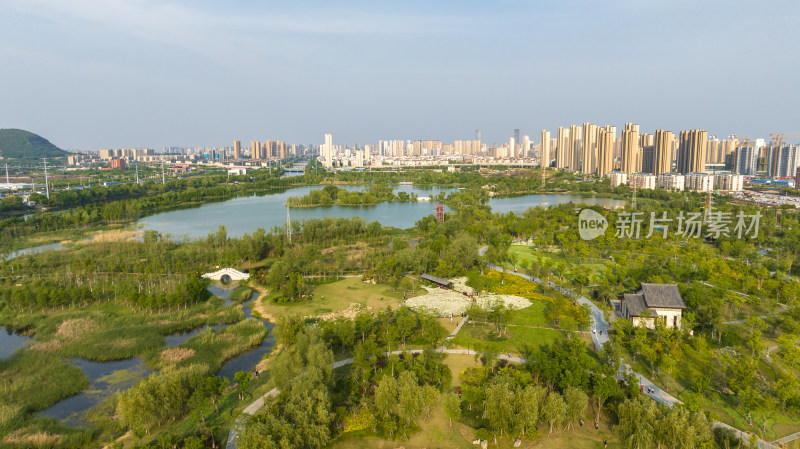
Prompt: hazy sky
<box><xmin>2</xmin><ymin>0</ymin><xmax>798</xmax><ymax>150</ymax></box>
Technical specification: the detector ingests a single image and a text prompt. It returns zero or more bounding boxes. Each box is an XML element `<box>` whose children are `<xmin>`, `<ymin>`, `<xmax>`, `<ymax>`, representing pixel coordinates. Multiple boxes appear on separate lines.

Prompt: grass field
<box><xmin>507</xmin><ymin>300</ymin><xmax>551</xmax><ymax>327</ymax></box>
<box><xmin>259</xmin><ymin>277</ymin><xmax>408</xmax><ymax>318</ymax></box>
<box><xmin>444</xmin><ymin>354</ymin><xmax>482</xmax><ymax>387</ymax></box>
<box><xmin>507</xmin><ymin>245</ymin><xmax>609</xmax><ymax>282</ymax></box>
<box><xmin>450</xmin><ymin>322</ymin><xmax>564</xmax><ymax>355</ymax></box>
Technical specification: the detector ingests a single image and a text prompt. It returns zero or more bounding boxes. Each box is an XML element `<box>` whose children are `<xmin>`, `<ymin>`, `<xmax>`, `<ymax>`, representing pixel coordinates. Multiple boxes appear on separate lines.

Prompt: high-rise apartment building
<box><xmin>556</xmin><ymin>127</ymin><xmax>570</xmax><ymax>170</ymax></box>
<box><xmin>677</xmin><ymin>130</ymin><xmax>708</xmax><ymax>174</ymax></box>
<box><xmin>514</xmin><ymin>129</ymin><xmax>520</xmax><ymax>157</ymax></box>
<box><xmin>540</xmin><ymin>130</ymin><xmax>551</xmax><ymax>168</ymax></box>
<box><xmin>522</xmin><ymin>135</ymin><xmax>531</xmax><ymax>159</ymax></box>
<box><xmin>597</xmin><ymin>126</ymin><xmax>615</xmax><ymax>177</ymax></box>
<box><xmin>250</xmin><ymin>141</ymin><xmax>260</xmax><ymax>159</ymax></box>
<box><xmin>233</xmin><ymin>140</ymin><xmax>241</xmax><ymax>160</ymax></box>
<box><xmin>654</xmin><ymin>130</ymin><xmax>674</xmax><ymax>175</ymax></box>
<box><xmin>734</xmin><ymin>145</ymin><xmax>758</xmax><ymax>176</ymax></box>
<box><xmin>642</xmin><ymin>147</ymin><xmax>655</xmax><ymax>174</ymax></box>
<box><xmin>621</xmin><ymin>123</ymin><xmax>640</xmax><ymax>174</ymax></box>
<box><xmin>766</xmin><ymin>145</ymin><xmax>800</xmax><ymax>178</ymax></box>
<box><xmin>640</xmin><ymin>133</ymin><xmax>654</xmax><ymax>151</ymax></box>
<box><xmin>581</xmin><ymin>123</ymin><xmax>598</xmax><ymax>175</ymax></box>
<box><xmin>569</xmin><ymin>125</ymin><xmax>582</xmax><ymax>172</ymax></box>
<box><xmin>321</xmin><ymin>133</ymin><xmax>334</xmax><ymax>167</ymax></box>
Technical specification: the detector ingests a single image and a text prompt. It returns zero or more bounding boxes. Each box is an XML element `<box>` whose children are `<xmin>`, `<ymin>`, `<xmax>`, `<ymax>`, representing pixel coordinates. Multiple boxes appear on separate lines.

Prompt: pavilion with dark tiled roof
<box><xmin>621</xmin><ymin>283</ymin><xmax>686</xmax><ymax>329</ymax></box>
<box><xmin>421</xmin><ymin>274</ymin><xmax>452</xmax><ymax>289</ymax></box>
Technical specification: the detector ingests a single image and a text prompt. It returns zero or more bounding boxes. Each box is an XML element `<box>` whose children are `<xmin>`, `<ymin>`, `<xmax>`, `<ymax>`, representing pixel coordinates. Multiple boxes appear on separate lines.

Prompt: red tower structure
<box><xmin>434</xmin><ymin>204</ymin><xmax>445</xmax><ymax>223</ymax></box>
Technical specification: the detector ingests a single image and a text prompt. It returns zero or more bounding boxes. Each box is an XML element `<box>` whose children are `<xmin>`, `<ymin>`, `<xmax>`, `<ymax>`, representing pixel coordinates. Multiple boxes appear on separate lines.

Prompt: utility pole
<box><xmin>631</xmin><ymin>177</ymin><xmax>637</xmax><ymax>209</ymax></box>
<box><xmin>4</xmin><ymin>163</ymin><xmax>8</xmax><ymax>184</ymax></box>
<box><xmin>161</xmin><ymin>160</ymin><xmax>166</xmax><ymax>185</ymax></box>
<box><xmin>135</xmin><ymin>163</ymin><xmax>139</xmax><ymax>184</ymax></box>
<box><xmin>43</xmin><ymin>158</ymin><xmax>50</xmax><ymax>200</ymax></box>
<box><xmin>286</xmin><ymin>205</ymin><xmax>292</xmax><ymax>245</ymax></box>
<box><xmin>541</xmin><ymin>166</ymin><xmax>546</xmax><ymax>188</ymax></box>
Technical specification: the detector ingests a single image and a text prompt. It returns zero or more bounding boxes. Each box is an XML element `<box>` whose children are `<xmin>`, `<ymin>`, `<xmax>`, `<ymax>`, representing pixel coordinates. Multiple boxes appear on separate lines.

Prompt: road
<box><xmin>476</xmin><ymin>246</ymin><xmax>780</xmax><ymax>449</ymax></box>
<box><xmin>227</xmin><ymin>251</ymin><xmax>780</xmax><ymax>449</ymax></box>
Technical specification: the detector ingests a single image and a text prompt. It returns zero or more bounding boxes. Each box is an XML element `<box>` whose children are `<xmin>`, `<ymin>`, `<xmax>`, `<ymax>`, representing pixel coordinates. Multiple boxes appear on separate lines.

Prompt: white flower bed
<box><xmin>405</xmin><ymin>282</ymin><xmax>530</xmax><ymax>317</ymax></box>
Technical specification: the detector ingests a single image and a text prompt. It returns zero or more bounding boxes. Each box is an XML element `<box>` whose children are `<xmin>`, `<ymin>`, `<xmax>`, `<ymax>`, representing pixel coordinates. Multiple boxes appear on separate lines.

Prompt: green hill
<box><xmin>0</xmin><ymin>129</ymin><xmax>68</xmax><ymax>159</ymax></box>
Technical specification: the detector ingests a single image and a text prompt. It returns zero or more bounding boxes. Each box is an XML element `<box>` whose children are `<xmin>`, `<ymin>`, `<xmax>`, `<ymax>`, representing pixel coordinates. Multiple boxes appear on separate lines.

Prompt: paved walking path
<box><xmin>477</xmin><ymin>247</ymin><xmax>779</xmax><ymax>449</ymax></box>
<box><xmin>227</xmin><ymin>253</ymin><xmax>779</xmax><ymax>449</ymax></box>
<box><xmin>723</xmin><ymin>303</ymin><xmax>792</xmax><ymax>325</ymax></box>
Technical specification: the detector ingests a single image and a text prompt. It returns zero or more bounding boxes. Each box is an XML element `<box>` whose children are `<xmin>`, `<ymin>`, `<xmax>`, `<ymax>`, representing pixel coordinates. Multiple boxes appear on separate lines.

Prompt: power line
<box><xmin>43</xmin><ymin>158</ymin><xmax>50</xmax><ymax>200</ymax></box>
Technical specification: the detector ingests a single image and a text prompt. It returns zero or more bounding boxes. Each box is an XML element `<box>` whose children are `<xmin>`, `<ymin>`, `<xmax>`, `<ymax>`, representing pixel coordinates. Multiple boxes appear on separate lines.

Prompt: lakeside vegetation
<box><xmin>286</xmin><ymin>184</ymin><xmax>419</xmax><ymax>207</ymax></box>
<box><xmin>2</xmin><ymin>165</ymin><xmax>800</xmax><ymax>448</ymax></box>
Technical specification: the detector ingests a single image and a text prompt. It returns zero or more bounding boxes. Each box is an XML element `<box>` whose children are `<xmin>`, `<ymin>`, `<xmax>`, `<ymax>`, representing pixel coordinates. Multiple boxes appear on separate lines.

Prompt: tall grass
<box><xmin>154</xmin><ymin>318</ymin><xmax>268</xmax><ymax>373</ymax></box>
<box><xmin>0</xmin><ymin>352</ymin><xmax>89</xmax><ymax>413</ymax></box>
<box><xmin>0</xmin><ymin>301</ymin><xmax>245</xmax><ymax>362</ymax></box>
<box><xmin>229</xmin><ymin>286</ymin><xmax>255</xmax><ymax>303</ymax></box>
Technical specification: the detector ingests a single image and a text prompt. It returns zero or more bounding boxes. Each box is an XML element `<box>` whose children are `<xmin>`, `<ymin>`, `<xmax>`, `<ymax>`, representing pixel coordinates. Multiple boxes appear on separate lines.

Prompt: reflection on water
<box><xmin>137</xmin><ymin>185</ymin><xmax>457</xmax><ymax>239</ymax></box>
<box><xmin>488</xmin><ymin>193</ymin><xmax>625</xmax><ymax>215</ymax></box>
<box><xmin>3</xmin><ymin>242</ymin><xmax>65</xmax><ymax>261</ymax></box>
<box><xmin>137</xmin><ymin>186</ymin><xmax>624</xmax><ymax>240</ymax></box>
<box><xmin>0</xmin><ymin>326</ymin><xmax>32</xmax><ymax>359</ymax></box>
<box><xmin>38</xmin><ymin>282</ymin><xmax>275</xmax><ymax>425</ymax></box>
<box><xmin>40</xmin><ymin>357</ymin><xmax>152</xmax><ymax>426</ymax></box>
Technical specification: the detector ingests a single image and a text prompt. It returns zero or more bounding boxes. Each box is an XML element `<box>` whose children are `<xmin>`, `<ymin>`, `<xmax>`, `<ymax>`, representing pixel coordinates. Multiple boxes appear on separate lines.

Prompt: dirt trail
<box><xmin>250</xmin><ymin>284</ymin><xmax>276</xmax><ymax>324</ymax></box>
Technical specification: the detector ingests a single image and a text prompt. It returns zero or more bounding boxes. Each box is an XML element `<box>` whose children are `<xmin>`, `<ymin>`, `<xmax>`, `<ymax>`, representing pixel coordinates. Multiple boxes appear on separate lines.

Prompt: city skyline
<box><xmin>2</xmin><ymin>0</ymin><xmax>798</xmax><ymax>150</ymax></box>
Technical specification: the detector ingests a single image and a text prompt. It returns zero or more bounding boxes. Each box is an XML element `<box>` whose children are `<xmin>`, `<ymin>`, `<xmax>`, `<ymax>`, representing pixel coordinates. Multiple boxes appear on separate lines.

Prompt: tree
<box><xmin>541</xmin><ymin>391</ymin><xmax>567</xmax><ymax>434</ymax></box>
<box><xmin>235</xmin><ymin>371</ymin><xmax>251</xmax><ymax>401</ymax></box>
<box><xmin>267</xmin><ymin>260</ymin><xmax>289</xmax><ymax>288</ymax></box>
<box><xmin>515</xmin><ymin>385</ymin><xmax>545</xmax><ymax>437</ymax></box>
<box><xmin>443</xmin><ymin>392</ymin><xmax>462</xmax><ymax>428</ymax></box>
<box><xmin>484</xmin><ymin>378</ymin><xmax>516</xmax><ymax>439</ymax></box>
<box><xmin>397</xmin><ymin>371</ymin><xmax>422</xmax><ymax>426</ymax></box>
<box><xmin>593</xmin><ymin>368</ymin><xmax>621</xmax><ymax>425</ymax></box>
<box><xmin>375</xmin><ymin>375</ymin><xmax>398</xmax><ymax>418</ymax></box>
<box><xmin>564</xmin><ymin>386</ymin><xmax>588</xmax><ymax>431</ymax></box>
<box><xmin>421</xmin><ymin>384</ymin><xmax>439</xmax><ymax>419</ymax></box>
<box><xmin>201</xmin><ymin>376</ymin><xmax>230</xmax><ymax>413</ymax></box>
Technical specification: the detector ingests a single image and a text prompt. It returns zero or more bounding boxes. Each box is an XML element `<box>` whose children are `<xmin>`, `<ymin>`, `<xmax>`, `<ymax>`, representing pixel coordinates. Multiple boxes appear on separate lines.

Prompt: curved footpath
<box><xmin>227</xmin><ymin>258</ymin><xmax>780</xmax><ymax>449</ymax></box>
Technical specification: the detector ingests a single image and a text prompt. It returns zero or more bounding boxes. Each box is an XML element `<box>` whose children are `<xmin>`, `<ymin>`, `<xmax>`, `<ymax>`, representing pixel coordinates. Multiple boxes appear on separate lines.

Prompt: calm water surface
<box><xmin>2</xmin><ymin>242</ymin><xmax>65</xmax><ymax>261</ymax></box>
<box><xmin>40</xmin><ymin>357</ymin><xmax>152</xmax><ymax>426</ymax></box>
<box><xmin>137</xmin><ymin>185</ymin><xmax>456</xmax><ymax>239</ymax></box>
<box><xmin>39</xmin><ymin>284</ymin><xmax>273</xmax><ymax>425</ymax></box>
<box><xmin>137</xmin><ymin>186</ymin><xmax>623</xmax><ymax>239</ymax></box>
<box><xmin>0</xmin><ymin>326</ymin><xmax>32</xmax><ymax>359</ymax></box>
<box><xmin>489</xmin><ymin>193</ymin><xmax>625</xmax><ymax>215</ymax></box>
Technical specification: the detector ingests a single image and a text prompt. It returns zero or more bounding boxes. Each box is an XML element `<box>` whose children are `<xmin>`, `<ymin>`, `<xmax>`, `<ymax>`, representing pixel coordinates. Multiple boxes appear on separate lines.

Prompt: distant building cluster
<box><xmin>61</xmin><ymin>127</ymin><xmax>799</xmax><ymax>189</ymax></box>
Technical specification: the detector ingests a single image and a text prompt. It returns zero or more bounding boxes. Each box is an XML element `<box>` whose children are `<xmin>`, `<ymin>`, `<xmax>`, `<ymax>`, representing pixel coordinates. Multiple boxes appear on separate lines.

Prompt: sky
<box><xmin>1</xmin><ymin>0</ymin><xmax>798</xmax><ymax>150</ymax></box>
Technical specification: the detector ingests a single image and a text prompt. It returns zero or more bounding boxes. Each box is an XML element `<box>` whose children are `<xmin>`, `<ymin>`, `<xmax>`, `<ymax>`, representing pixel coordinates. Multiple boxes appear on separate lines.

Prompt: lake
<box><xmin>137</xmin><ymin>185</ymin><xmax>623</xmax><ymax>239</ymax></box>
<box><xmin>2</xmin><ymin>242</ymin><xmax>65</xmax><ymax>261</ymax></box>
<box><xmin>489</xmin><ymin>193</ymin><xmax>625</xmax><ymax>215</ymax></box>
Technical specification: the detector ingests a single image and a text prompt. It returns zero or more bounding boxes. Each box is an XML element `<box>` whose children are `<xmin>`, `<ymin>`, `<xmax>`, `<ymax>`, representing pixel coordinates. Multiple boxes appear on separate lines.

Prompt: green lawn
<box><xmin>450</xmin><ymin>322</ymin><xmax>565</xmax><ymax>355</ymax></box>
<box><xmin>444</xmin><ymin>354</ymin><xmax>482</xmax><ymax>387</ymax></box>
<box><xmin>507</xmin><ymin>300</ymin><xmax>551</xmax><ymax>327</ymax></box>
<box><xmin>508</xmin><ymin>245</ymin><xmax>609</xmax><ymax>281</ymax></box>
<box><xmin>259</xmin><ymin>277</ymin><xmax>409</xmax><ymax>318</ymax></box>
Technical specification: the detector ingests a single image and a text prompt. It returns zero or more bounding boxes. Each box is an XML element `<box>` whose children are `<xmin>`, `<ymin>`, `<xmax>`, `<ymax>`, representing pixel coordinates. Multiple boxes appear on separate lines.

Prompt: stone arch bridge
<box><xmin>201</xmin><ymin>268</ymin><xmax>250</xmax><ymax>282</ymax></box>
